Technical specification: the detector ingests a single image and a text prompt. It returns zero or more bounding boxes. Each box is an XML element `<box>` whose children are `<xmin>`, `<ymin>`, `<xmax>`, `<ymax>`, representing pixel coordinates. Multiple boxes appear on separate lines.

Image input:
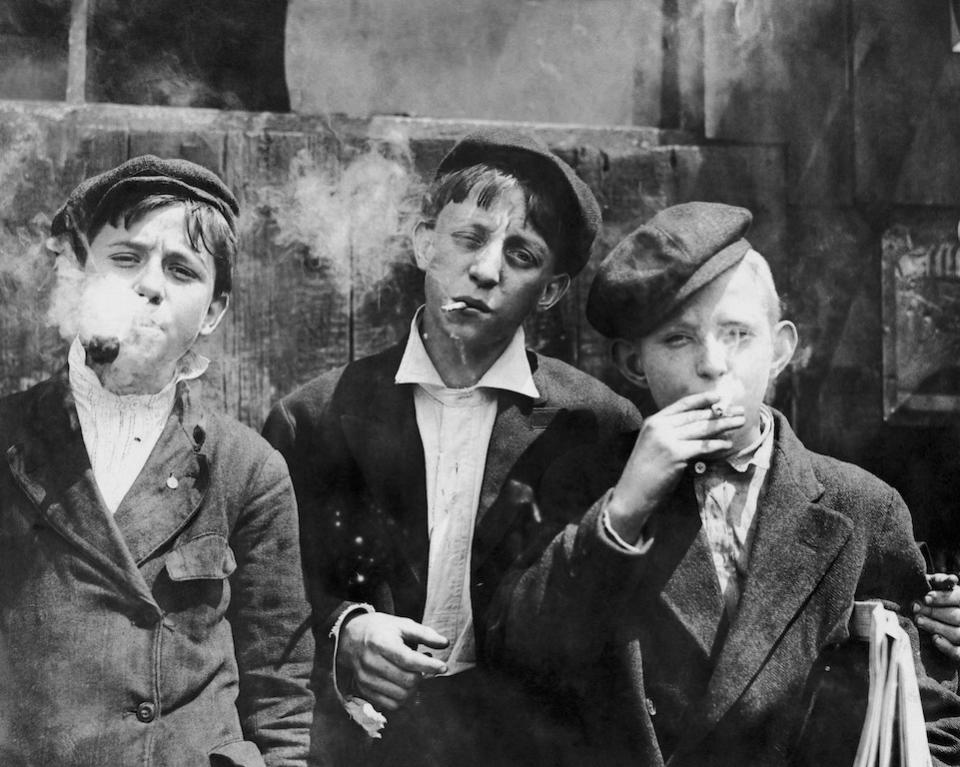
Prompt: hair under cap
<box><xmin>51</xmin><ymin>154</ymin><xmax>239</xmax><ymax>241</ymax></box>
<box><xmin>435</xmin><ymin>128</ymin><xmax>601</xmax><ymax>276</ymax></box>
<box><xmin>586</xmin><ymin>201</ymin><xmax>753</xmax><ymax>339</ymax></box>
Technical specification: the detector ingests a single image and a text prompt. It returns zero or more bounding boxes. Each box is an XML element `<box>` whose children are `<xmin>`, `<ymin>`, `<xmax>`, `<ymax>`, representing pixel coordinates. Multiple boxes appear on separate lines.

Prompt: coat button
<box><xmin>694</xmin><ymin>461</ymin><xmax>707</xmax><ymax>474</ymax></box>
<box><xmin>646</xmin><ymin>697</ymin><xmax>657</xmax><ymax>716</ymax></box>
<box><xmin>136</xmin><ymin>702</ymin><xmax>156</xmax><ymax>723</ymax></box>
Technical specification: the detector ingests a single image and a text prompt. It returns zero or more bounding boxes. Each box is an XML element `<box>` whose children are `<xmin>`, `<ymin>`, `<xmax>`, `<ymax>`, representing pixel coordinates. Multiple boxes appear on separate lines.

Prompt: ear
<box><xmin>412</xmin><ymin>220</ymin><xmax>435</xmax><ymax>271</ymax></box>
<box><xmin>769</xmin><ymin>320</ymin><xmax>798</xmax><ymax>380</ymax></box>
<box><xmin>536</xmin><ymin>273</ymin><xmax>571</xmax><ymax>311</ymax></box>
<box><xmin>198</xmin><ymin>293</ymin><xmax>230</xmax><ymax>338</ymax></box>
<box><xmin>612</xmin><ymin>339</ymin><xmax>648</xmax><ymax>388</ymax></box>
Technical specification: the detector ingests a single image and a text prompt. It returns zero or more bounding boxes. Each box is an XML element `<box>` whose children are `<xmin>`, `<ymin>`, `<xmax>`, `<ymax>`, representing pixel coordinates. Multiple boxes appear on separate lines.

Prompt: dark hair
<box><xmin>420</xmin><ymin>160</ymin><xmax>575</xmax><ymax>275</ymax></box>
<box><xmin>83</xmin><ymin>192</ymin><xmax>236</xmax><ymax>297</ymax></box>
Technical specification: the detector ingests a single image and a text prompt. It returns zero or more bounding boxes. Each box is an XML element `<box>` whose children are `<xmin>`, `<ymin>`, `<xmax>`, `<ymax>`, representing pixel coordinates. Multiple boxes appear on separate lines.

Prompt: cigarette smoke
<box><xmin>267</xmin><ymin>132</ymin><xmax>424</xmax><ymax>302</ymax></box>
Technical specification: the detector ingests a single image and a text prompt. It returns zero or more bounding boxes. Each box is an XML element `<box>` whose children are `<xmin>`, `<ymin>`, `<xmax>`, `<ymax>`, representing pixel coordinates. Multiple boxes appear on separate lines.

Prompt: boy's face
<box><xmin>84</xmin><ymin>203</ymin><xmax>228</xmax><ymax>392</ymax></box>
<box><xmin>414</xmin><ymin>183</ymin><xmax>569</xmax><ymax>356</ymax></box>
<box><xmin>625</xmin><ymin>260</ymin><xmax>796</xmax><ymax>453</ymax></box>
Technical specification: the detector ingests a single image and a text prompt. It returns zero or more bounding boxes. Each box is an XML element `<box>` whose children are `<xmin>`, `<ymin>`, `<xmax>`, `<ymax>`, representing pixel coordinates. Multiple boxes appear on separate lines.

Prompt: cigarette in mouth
<box><xmin>83</xmin><ymin>335</ymin><xmax>121</xmax><ymax>365</ymax></box>
<box><xmin>441</xmin><ymin>301</ymin><xmax>468</xmax><ymax>312</ymax></box>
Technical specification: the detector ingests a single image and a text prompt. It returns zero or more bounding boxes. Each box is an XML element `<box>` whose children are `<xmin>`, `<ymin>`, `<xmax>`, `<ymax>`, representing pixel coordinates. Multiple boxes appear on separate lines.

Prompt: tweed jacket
<box><xmin>486</xmin><ymin>409</ymin><xmax>960</xmax><ymax>767</ymax></box>
<box><xmin>0</xmin><ymin>374</ymin><xmax>314</xmax><ymax>767</ymax></box>
<box><xmin>261</xmin><ymin>339</ymin><xmax>640</xmax><ymax>763</ymax></box>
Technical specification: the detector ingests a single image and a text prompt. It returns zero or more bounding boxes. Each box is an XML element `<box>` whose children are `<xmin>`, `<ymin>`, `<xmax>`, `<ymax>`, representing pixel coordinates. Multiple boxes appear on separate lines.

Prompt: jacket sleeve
<box><xmin>227</xmin><ymin>448</ymin><xmax>315</xmax><ymax>767</ymax></box>
<box><xmin>858</xmin><ymin>486</ymin><xmax>960</xmax><ymax>766</ymax></box>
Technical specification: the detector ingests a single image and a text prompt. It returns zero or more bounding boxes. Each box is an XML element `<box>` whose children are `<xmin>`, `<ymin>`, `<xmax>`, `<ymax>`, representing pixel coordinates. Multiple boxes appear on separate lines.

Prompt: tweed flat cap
<box><xmin>52</xmin><ymin>155</ymin><xmax>239</xmax><ymax>241</ymax></box>
<box><xmin>435</xmin><ymin>128</ymin><xmax>601</xmax><ymax>276</ymax></box>
<box><xmin>587</xmin><ymin>202</ymin><xmax>753</xmax><ymax>339</ymax></box>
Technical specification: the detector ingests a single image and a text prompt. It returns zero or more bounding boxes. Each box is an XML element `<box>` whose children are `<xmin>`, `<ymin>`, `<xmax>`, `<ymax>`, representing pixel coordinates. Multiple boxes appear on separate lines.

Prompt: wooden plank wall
<box><xmin>0</xmin><ymin>102</ymin><xmax>786</xmax><ymax>428</ymax></box>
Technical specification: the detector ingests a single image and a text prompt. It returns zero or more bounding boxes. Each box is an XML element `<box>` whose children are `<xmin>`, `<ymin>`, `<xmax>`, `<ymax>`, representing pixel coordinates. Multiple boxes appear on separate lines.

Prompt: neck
<box><xmin>420</xmin><ymin>312</ymin><xmax>513</xmax><ymax>388</ymax></box>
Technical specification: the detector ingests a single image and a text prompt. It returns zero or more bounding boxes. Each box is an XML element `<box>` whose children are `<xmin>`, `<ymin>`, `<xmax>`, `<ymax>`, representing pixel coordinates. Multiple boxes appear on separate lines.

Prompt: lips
<box><xmin>450</xmin><ymin>296</ymin><xmax>491</xmax><ymax>313</ymax></box>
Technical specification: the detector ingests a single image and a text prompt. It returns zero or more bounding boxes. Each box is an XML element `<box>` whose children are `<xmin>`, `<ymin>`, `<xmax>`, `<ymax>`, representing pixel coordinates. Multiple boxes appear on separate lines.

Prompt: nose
<box><xmin>133</xmin><ymin>258</ymin><xmax>164</xmax><ymax>304</ymax></box>
<box><xmin>696</xmin><ymin>335</ymin><xmax>729</xmax><ymax>379</ymax></box>
<box><xmin>467</xmin><ymin>243</ymin><xmax>503</xmax><ymax>288</ymax></box>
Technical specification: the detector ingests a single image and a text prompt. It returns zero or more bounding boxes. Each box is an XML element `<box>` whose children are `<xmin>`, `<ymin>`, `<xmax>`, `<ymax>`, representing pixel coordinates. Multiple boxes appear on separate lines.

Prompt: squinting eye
<box><xmin>507</xmin><ymin>248</ymin><xmax>538</xmax><ymax>266</ymax></box>
<box><xmin>663</xmin><ymin>334</ymin><xmax>690</xmax><ymax>347</ymax></box>
<box><xmin>108</xmin><ymin>253</ymin><xmax>139</xmax><ymax>267</ymax></box>
<box><xmin>168</xmin><ymin>264</ymin><xmax>200</xmax><ymax>282</ymax></box>
<box><xmin>453</xmin><ymin>233</ymin><xmax>483</xmax><ymax>249</ymax></box>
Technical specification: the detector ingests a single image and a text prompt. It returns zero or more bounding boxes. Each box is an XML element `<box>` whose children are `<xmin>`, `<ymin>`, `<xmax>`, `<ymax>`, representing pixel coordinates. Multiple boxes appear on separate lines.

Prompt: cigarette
<box><xmin>710</xmin><ymin>403</ymin><xmax>726</xmax><ymax>417</ymax></box>
<box><xmin>441</xmin><ymin>301</ymin><xmax>468</xmax><ymax>312</ymax></box>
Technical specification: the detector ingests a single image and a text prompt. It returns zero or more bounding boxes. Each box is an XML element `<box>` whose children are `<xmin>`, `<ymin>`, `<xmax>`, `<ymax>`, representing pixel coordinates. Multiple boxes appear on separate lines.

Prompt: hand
<box><xmin>337</xmin><ymin>612</ymin><xmax>449</xmax><ymax>711</ymax></box>
<box><xmin>608</xmin><ymin>391</ymin><xmax>745</xmax><ymax>543</ymax></box>
<box><xmin>914</xmin><ymin>573</ymin><xmax>960</xmax><ymax>663</ymax></box>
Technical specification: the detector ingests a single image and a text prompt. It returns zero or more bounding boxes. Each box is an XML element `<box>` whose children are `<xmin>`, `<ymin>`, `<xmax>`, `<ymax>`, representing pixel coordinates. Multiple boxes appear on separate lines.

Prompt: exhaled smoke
<box><xmin>268</xmin><ymin>132</ymin><xmax>424</xmax><ymax>301</ymax></box>
<box><xmin>46</xmin><ymin>240</ymin><xmax>158</xmax><ymax>383</ymax></box>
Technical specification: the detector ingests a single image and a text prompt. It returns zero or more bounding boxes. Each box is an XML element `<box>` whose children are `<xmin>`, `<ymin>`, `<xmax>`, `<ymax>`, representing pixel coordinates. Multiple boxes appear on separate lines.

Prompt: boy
<box><xmin>0</xmin><ymin>156</ymin><xmax>314</xmax><ymax>766</ymax></box>
<box><xmin>262</xmin><ymin>129</ymin><xmax>640</xmax><ymax>766</ymax></box>
<box><xmin>485</xmin><ymin>202</ymin><xmax>960</xmax><ymax>765</ymax></box>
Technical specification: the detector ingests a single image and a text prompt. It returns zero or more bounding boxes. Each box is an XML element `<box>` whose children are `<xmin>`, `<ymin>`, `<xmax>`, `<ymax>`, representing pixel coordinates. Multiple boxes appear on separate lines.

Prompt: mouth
<box><xmin>442</xmin><ymin>296</ymin><xmax>491</xmax><ymax>314</ymax></box>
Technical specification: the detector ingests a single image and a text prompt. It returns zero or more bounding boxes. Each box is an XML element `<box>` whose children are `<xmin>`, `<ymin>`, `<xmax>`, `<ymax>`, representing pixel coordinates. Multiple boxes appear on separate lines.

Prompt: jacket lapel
<box><xmin>5</xmin><ymin>377</ymin><xmax>154</xmax><ymax>602</ymax></box>
<box><xmin>339</xmin><ymin>366</ymin><xmax>430</xmax><ymax>590</ymax></box>
<box><xmin>672</xmin><ymin>415</ymin><xmax>854</xmax><ymax>757</ymax></box>
<box><xmin>112</xmin><ymin>387</ymin><xmax>209</xmax><ymax>565</ymax></box>
<box><xmin>654</xmin><ymin>476</ymin><xmax>727</xmax><ymax>659</ymax></box>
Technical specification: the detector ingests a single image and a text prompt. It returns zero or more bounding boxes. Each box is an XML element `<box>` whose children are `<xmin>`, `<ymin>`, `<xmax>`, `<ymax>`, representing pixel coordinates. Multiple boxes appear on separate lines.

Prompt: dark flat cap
<box><xmin>52</xmin><ymin>155</ymin><xmax>239</xmax><ymax>240</ymax></box>
<box><xmin>587</xmin><ymin>202</ymin><xmax>753</xmax><ymax>339</ymax></box>
<box><xmin>436</xmin><ymin>128</ymin><xmax>601</xmax><ymax>276</ymax></box>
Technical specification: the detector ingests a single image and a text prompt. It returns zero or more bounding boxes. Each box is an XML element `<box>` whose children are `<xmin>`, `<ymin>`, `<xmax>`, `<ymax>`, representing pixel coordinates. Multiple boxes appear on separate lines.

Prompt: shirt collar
<box><xmin>67</xmin><ymin>336</ymin><xmax>209</xmax><ymax>409</ymax></box>
<box><xmin>724</xmin><ymin>405</ymin><xmax>775</xmax><ymax>474</ymax></box>
<box><xmin>395</xmin><ymin>306</ymin><xmax>540</xmax><ymax>399</ymax></box>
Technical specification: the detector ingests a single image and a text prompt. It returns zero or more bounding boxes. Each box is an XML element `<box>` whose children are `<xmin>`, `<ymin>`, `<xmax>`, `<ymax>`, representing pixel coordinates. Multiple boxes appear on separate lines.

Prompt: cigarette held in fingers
<box><xmin>710</xmin><ymin>402</ymin><xmax>728</xmax><ymax>418</ymax></box>
<box><xmin>441</xmin><ymin>300</ymin><xmax>468</xmax><ymax>312</ymax></box>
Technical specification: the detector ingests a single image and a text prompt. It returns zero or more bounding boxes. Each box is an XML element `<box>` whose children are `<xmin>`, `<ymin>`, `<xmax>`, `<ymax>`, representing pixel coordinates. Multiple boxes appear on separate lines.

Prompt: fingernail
<box><xmin>917</xmin><ymin>616</ymin><xmax>928</xmax><ymax>627</ymax></box>
<box><xmin>925</xmin><ymin>594</ymin><xmax>933</xmax><ymax>604</ymax></box>
<box><xmin>912</xmin><ymin>601</ymin><xmax>921</xmax><ymax>612</ymax></box>
<box><xmin>440</xmin><ymin>665</ymin><xmax>448</xmax><ymax>674</ymax></box>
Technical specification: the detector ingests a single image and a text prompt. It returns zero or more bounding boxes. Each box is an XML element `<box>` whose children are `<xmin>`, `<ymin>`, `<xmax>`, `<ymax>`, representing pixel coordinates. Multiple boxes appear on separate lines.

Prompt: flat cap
<box><xmin>587</xmin><ymin>202</ymin><xmax>753</xmax><ymax>339</ymax></box>
<box><xmin>435</xmin><ymin>128</ymin><xmax>601</xmax><ymax>276</ymax></box>
<box><xmin>52</xmin><ymin>155</ymin><xmax>239</xmax><ymax>240</ymax></box>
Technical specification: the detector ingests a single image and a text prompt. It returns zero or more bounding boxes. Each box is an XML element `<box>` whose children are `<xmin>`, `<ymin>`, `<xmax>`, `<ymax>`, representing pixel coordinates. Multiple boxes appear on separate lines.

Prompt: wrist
<box><xmin>606</xmin><ymin>488</ymin><xmax>654</xmax><ymax>544</ymax></box>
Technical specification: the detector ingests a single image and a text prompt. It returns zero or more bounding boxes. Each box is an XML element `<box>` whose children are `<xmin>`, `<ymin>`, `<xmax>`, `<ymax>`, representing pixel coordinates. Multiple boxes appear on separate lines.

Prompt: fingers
<box><xmin>399</xmin><ymin>619</ymin><xmax>450</xmax><ymax>651</ymax></box>
<box><xmin>927</xmin><ymin>573</ymin><xmax>960</xmax><ymax>592</ymax></box>
<box><xmin>931</xmin><ymin>633</ymin><xmax>960</xmax><ymax>664</ymax></box>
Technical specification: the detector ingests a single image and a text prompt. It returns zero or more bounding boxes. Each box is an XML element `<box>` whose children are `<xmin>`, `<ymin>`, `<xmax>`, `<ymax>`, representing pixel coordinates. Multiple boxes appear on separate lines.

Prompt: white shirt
<box><xmin>67</xmin><ymin>336</ymin><xmax>208</xmax><ymax>514</ymax></box>
<box><xmin>394</xmin><ymin>308</ymin><xmax>539</xmax><ymax>675</ymax></box>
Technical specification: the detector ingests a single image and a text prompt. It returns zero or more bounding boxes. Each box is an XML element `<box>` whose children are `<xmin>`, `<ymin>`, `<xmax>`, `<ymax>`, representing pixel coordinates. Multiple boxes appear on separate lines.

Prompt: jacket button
<box><xmin>135</xmin><ymin>702</ymin><xmax>156</xmax><ymax>723</ymax></box>
<box><xmin>645</xmin><ymin>697</ymin><xmax>657</xmax><ymax>716</ymax></box>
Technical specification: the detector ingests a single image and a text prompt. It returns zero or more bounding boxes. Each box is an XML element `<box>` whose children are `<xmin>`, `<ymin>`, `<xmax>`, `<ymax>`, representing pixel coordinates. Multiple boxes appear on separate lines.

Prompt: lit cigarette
<box><xmin>710</xmin><ymin>403</ymin><xmax>727</xmax><ymax>418</ymax></box>
<box><xmin>441</xmin><ymin>301</ymin><xmax>468</xmax><ymax>312</ymax></box>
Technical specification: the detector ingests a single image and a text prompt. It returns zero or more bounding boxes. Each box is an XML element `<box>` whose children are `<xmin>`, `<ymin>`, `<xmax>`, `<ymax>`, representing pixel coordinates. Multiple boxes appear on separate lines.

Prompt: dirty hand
<box><xmin>337</xmin><ymin>612</ymin><xmax>449</xmax><ymax>711</ymax></box>
<box><xmin>608</xmin><ymin>391</ymin><xmax>745</xmax><ymax>543</ymax></box>
<box><xmin>914</xmin><ymin>573</ymin><xmax>960</xmax><ymax>663</ymax></box>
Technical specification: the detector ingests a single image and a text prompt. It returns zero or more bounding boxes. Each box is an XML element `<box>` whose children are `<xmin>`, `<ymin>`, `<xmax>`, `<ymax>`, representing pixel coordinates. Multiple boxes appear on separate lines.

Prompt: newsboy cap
<box><xmin>586</xmin><ymin>202</ymin><xmax>753</xmax><ymax>339</ymax></box>
<box><xmin>51</xmin><ymin>155</ymin><xmax>240</xmax><ymax>242</ymax></box>
<box><xmin>435</xmin><ymin>128</ymin><xmax>601</xmax><ymax>276</ymax></box>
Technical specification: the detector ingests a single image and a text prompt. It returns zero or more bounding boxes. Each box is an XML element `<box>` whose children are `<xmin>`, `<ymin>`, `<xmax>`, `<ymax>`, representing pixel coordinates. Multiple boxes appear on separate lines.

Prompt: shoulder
<box><xmin>531</xmin><ymin>353</ymin><xmax>641</xmax><ymax>425</ymax></box>
<box><xmin>271</xmin><ymin>342</ymin><xmax>405</xmax><ymax>423</ymax></box>
<box><xmin>198</xmin><ymin>408</ymin><xmax>290</xmax><ymax>483</ymax></box>
<box><xmin>771</xmin><ymin>410</ymin><xmax>899</xmax><ymax>510</ymax></box>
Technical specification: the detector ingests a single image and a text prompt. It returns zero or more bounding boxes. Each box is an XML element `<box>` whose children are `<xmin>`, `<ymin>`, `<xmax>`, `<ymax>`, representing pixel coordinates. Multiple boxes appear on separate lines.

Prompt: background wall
<box><xmin>1</xmin><ymin>0</ymin><xmax>959</xmax><ymax>563</ymax></box>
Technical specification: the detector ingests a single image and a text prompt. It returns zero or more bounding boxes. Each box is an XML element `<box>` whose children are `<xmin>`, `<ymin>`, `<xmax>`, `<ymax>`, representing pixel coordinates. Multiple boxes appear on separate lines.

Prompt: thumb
<box><xmin>399</xmin><ymin>619</ymin><xmax>450</xmax><ymax>649</ymax></box>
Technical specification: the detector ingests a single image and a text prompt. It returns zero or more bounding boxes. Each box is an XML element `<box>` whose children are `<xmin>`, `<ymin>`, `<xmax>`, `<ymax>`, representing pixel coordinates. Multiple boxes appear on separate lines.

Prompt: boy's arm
<box><xmin>227</xmin><ymin>449</ymin><xmax>315</xmax><ymax>767</ymax></box>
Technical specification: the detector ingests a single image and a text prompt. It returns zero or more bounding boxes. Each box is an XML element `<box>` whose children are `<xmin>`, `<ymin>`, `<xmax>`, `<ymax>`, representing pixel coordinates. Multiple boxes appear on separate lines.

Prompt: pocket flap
<box><xmin>166</xmin><ymin>534</ymin><xmax>236</xmax><ymax>581</ymax></box>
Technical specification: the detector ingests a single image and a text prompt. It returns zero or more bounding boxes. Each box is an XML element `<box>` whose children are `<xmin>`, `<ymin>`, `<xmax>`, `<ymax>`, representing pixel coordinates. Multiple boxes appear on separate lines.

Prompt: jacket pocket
<box><xmin>209</xmin><ymin>739</ymin><xmax>266</xmax><ymax>767</ymax></box>
<box><xmin>156</xmin><ymin>534</ymin><xmax>236</xmax><ymax>641</ymax></box>
<box><xmin>166</xmin><ymin>533</ymin><xmax>237</xmax><ymax>580</ymax></box>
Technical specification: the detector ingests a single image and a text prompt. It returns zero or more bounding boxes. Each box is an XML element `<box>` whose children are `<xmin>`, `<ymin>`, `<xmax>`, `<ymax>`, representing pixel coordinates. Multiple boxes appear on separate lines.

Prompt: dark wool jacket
<box><xmin>262</xmin><ymin>339</ymin><xmax>641</xmax><ymax>766</ymax></box>
<box><xmin>0</xmin><ymin>374</ymin><xmax>314</xmax><ymax>767</ymax></box>
<box><xmin>486</xmin><ymin>409</ymin><xmax>960</xmax><ymax>767</ymax></box>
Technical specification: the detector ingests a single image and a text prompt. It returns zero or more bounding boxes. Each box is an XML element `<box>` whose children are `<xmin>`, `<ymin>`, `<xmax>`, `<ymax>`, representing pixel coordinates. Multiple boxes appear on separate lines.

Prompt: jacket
<box><xmin>0</xmin><ymin>374</ymin><xmax>314</xmax><ymax>767</ymax></box>
<box><xmin>262</xmin><ymin>339</ymin><xmax>640</xmax><ymax>766</ymax></box>
<box><xmin>486</xmin><ymin>409</ymin><xmax>960</xmax><ymax>766</ymax></box>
